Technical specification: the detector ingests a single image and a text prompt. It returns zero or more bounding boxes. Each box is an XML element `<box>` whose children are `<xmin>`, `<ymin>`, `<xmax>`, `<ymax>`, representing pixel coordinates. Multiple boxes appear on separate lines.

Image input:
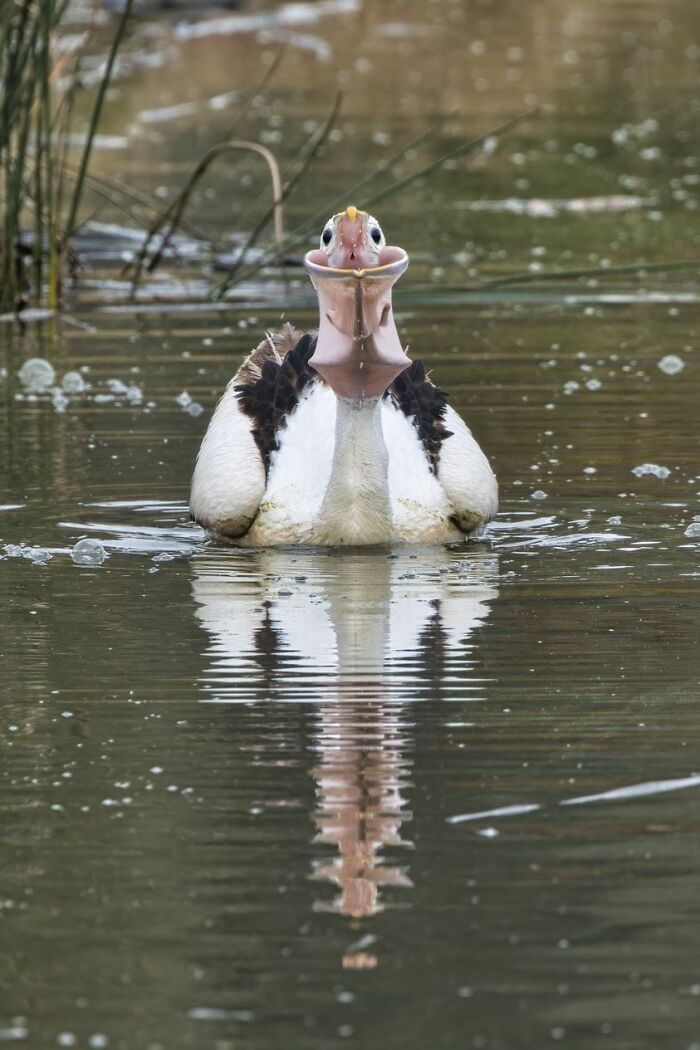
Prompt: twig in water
<box><xmin>223</xmin><ymin>46</ymin><xmax>285</xmax><ymax>139</ymax></box>
<box><xmin>218</xmin><ymin>107</ymin><xmax>537</xmax><ymax>296</ymax></box>
<box><xmin>361</xmin><ymin>108</ymin><xmax>539</xmax><ymax>211</ymax></box>
<box><xmin>475</xmin><ymin>258</ymin><xmax>700</xmax><ymax>290</ymax></box>
<box><xmin>129</xmin><ymin>140</ymin><xmax>285</xmax><ymax>295</ymax></box>
<box><xmin>252</xmin><ymin>116</ymin><xmax>452</xmax><ymax>267</ymax></box>
<box><xmin>210</xmin><ymin>91</ymin><xmax>342</xmax><ymax>300</ymax></box>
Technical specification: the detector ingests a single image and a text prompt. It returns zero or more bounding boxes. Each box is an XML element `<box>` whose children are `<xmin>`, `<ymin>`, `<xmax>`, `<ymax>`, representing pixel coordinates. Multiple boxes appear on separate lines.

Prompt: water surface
<box><xmin>1</xmin><ymin>1</ymin><xmax>700</xmax><ymax>1047</ymax></box>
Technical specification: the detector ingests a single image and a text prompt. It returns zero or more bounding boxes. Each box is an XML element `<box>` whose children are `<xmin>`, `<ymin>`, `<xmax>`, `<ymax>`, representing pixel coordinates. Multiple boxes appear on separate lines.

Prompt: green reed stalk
<box><xmin>40</xmin><ymin>0</ymin><xmax>60</xmax><ymax>308</ymax></box>
<box><xmin>1</xmin><ymin>2</ymin><xmax>39</xmax><ymax>307</ymax></box>
<box><xmin>0</xmin><ymin>0</ymin><xmax>133</xmax><ymax>312</ymax></box>
<box><xmin>64</xmin><ymin>0</ymin><xmax>134</xmax><ymax>239</ymax></box>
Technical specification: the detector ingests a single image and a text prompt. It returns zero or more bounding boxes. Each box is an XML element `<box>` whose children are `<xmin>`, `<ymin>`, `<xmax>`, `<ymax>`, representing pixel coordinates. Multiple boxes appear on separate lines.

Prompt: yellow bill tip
<box><xmin>345</xmin><ymin>205</ymin><xmax>358</xmax><ymax>221</ymax></box>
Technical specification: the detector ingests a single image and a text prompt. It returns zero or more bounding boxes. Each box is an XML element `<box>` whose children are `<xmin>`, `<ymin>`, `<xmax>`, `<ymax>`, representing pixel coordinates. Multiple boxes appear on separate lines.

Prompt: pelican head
<box><xmin>303</xmin><ymin>206</ymin><xmax>411</xmax><ymax>400</ymax></box>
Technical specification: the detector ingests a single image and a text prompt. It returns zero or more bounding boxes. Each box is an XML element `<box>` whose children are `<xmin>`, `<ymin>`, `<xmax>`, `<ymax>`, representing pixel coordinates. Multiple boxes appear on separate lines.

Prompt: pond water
<box><xmin>1</xmin><ymin>1</ymin><xmax>700</xmax><ymax>1048</ymax></box>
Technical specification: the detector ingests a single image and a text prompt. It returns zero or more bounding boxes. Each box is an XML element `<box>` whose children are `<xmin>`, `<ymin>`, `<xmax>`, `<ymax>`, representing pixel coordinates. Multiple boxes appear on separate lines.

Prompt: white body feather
<box><xmin>190</xmin><ymin>377</ymin><xmax>266</xmax><ymax>537</ymax></box>
<box><xmin>191</xmin><ymin>371</ymin><xmax>497</xmax><ymax>546</ymax></box>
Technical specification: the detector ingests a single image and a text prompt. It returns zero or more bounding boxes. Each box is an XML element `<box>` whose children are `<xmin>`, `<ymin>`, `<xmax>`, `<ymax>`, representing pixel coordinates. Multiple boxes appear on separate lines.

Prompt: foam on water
<box><xmin>632</xmin><ymin>463</ymin><xmax>671</xmax><ymax>478</ymax></box>
<box><xmin>60</xmin><ymin>519</ymin><xmax>204</xmax><ymax>555</ymax></box>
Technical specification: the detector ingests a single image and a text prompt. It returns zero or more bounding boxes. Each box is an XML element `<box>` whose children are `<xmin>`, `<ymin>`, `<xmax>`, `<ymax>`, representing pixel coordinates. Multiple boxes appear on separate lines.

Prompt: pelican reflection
<box><xmin>190</xmin><ymin>546</ymin><xmax>498</xmax><ymax>932</ymax></box>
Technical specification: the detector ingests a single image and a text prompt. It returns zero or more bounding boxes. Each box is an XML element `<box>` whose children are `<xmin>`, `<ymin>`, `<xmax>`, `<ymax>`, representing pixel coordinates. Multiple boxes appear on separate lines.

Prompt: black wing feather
<box><xmin>387</xmin><ymin>360</ymin><xmax>452</xmax><ymax>474</ymax></box>
<box><xmin>235</xmin><ymin>332</ymin><xmax>317</xmax><ymax>470</ymax></box>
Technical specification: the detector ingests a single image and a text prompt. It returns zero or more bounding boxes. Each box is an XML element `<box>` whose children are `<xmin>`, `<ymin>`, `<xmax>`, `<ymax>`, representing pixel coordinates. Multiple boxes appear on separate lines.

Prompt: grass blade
<box><xmin>64</xmin><ymin>0</ymin><xmax>134</xmax><ymax>238</ymax></box>
<box><xmin>360</xmin><ymin>108</ymin><xmax>539</xmax><ymax>211</ymax></box>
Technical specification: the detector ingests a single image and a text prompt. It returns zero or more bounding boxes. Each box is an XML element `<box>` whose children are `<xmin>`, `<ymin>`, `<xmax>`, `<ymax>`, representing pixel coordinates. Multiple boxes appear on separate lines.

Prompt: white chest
<box><xmin>242</xmin><ymin>384</ymin><xmax>460</xmax><ymax>546</ymax></box>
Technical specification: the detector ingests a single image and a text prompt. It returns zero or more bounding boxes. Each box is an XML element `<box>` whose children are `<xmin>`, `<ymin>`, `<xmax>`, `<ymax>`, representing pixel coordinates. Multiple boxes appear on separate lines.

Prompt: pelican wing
<box><xmin>190</xmin><ymin>325</ymin><xmax>302</xmax><ymax>538</ymax></box>
<box><xmin>437</xmin><ymin>404</ymin><xmax>498</xmax><ymax>532</ymax></box>
<box><xmin>388</xmin><ymin>362</ymin><xmax>497</xmax><ymax>533</ymax></box>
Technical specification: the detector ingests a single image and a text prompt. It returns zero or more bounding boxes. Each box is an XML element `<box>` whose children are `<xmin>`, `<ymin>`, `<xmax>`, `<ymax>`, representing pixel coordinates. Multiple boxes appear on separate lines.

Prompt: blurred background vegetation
<box><xmin>2</xmin><ymin>0</ymin><xmax>700</xmax><ymax>311</ymax></box>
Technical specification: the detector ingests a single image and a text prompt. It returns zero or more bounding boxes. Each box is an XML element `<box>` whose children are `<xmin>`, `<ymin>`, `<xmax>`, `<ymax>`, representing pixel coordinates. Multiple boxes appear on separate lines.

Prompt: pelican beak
<box><xmin>302</xmin><ymin>244</ymin><xmax>411</xmax><ymax>400</ymax></box>
<box><xmin>327</xmin><ymin>205</ymin><xmax>364</xmax><ymax>268</ymax></box>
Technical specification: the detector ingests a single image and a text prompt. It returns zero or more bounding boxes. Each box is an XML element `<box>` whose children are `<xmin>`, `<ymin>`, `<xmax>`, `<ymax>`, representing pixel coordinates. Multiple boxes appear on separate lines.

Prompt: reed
<box><xmin>208</xmin><ymin>108</ymin><xmax>539</xmax><ymax>299</ymax></box>
<box><xmin>0</xmin><ymin>0</ymin><xmax>133</xmax><ymax>313</ymax></box>
<box><xmin>125</xmin><ymin>47</ymin><xmax>295</xmax><ymax>296</ymax></box>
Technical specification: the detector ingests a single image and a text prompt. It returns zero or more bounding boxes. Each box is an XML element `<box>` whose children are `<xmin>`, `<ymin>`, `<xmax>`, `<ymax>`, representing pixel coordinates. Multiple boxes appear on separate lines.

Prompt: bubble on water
<box><xmin>657</xmin><ymin>354</ymin><xmax>685</xmax><ymax>375</ymax></box>
<box><xmin>684</xmin><ymin>522</ymin><xmax>700</xmax><ymax>538</ymax></box>
<box><xmin>106</xmin><ymin>378</ymin><xmax>128</xmax><ymax>395</ymax></box>
<box><xmin>25</xmin><ymin>547</ymin><xmax>53</xmax><ymax>565</ymax></box>
<box><xmin>71</xmin><ymin>538</ymin><xmax>106</xmax><ymax>566</ymax></box>
<box><xmin>62</xmin><ymin>371</ymin><xmax>86</xmax><ymax>394</ymax></box>
<box><xmin>18</xmin><ymin>357</ymin><xmax>56</xmax><ymax>392</ymax></box>
<box><xmin>88</xmin><ymin>1036</ymin><xmax>109</xmax><ymax>1049</ymax></box>
<box><xmin>185</xmin><ymin>401</ymin><xmax>204</xmax><ymax>417</ymax></box>
<box><xmin>585</xmin><ymin>378</ymin><xmax>602</xmax><ymax>391</ymax></box>
<box><xmin>52</xmin><ymin>388</ymin><xmax>68</xmax><ymax>413</ymax></box>
<box><xmin>176</xmin><ymin>390</ymin><xmax>192</xmax><ymax>407</ymax></box>
<box><xmin>57</xmin><ymin>1034</ymin><xmax>77</xmax><ymax>1048</ymax></box>
<box><xmin>125</xmin><ymin>384</ymin><xmax>143</xmax><ymax>404</ymax></box>
<box><xmin>531</xmin><ymin>490</ymin><xmax>547</xmax><ymax>500</ymax></box>
<box><xmin>631</xmin><ymin>463</ymin><xmax>671</xmax><ymax>479</ymax></box>
<box><xmin>562</xmin><ymin>380</ymin><xmax>580</xmax><ymax>395</ymax></box>
<box><xmin>477</xmin><ymin>827</ymin><xmax>499</xmax><ymax>838</ymax></box>
<box><xmin>0</xmin><ymin>1026</ymin><xmax>28</xmax><ymax>1040</ymax></box>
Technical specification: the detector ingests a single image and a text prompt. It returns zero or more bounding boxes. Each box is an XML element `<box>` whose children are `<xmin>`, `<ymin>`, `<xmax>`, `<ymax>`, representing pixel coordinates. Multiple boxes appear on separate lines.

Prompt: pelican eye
<box><xmin>321</xmin><ymin>227</ymin><xmax>333</xmax><ymax>246</ymax></box>
<box><xmin>370</xmin><ymin>226</ymin><xmax>383</xmax><ymax>245</ymax></box>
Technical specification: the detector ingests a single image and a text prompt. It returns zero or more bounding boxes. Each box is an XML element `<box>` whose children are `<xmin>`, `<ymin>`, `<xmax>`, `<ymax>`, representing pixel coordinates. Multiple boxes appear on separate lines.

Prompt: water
<box><xmin>1</xmin><ymin>1</ymin><xmax>700</xmax><ymax>1047</ymax></box>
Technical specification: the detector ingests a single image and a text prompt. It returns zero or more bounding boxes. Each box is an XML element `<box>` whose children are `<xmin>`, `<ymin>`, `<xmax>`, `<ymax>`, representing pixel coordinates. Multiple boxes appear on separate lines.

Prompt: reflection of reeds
<box><xmin>0</xmin><ymin>0</ymin><xmax>133</xmax><ymax>312</ymax></box>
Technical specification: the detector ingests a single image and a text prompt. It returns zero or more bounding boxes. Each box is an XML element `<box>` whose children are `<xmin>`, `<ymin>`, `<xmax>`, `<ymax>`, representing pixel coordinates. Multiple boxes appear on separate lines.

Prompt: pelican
<box><xmin>190</xmin><ymin>206</ymin><xmax>498</xmax><ymax>545</ymax></box>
